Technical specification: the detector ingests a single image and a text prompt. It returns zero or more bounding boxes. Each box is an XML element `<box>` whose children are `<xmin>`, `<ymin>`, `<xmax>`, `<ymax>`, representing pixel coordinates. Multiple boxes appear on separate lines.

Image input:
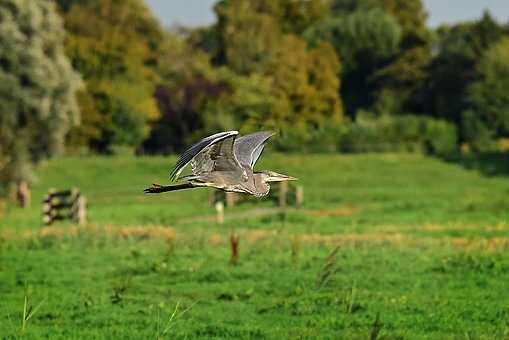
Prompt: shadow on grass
<box><xmin>442</xmin><ymin>151</ymin><xmax>509</xmax><ymax>177</ymax></box>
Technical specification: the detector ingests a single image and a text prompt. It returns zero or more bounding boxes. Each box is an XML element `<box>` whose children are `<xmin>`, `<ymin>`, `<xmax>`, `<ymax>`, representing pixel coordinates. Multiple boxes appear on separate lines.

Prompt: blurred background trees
<box><xmin>422</xmin><ymin>12</ymin><xmax>509</xmax><ymax>151</ymax></box>
<box><xmin>57</xmin><ymin>0</ymin><xmax>163</xmax><ymax>153</ymax></box>
<box><xmin>462</xmin><ymin>37</ymin><xmax>509</xmax><ymax>151</ymax></box>
<box><xmin>53</xmin><ymin>0</ymin><xmax>509</xmax><ymax>155</ymax></box>
<box><xmin>1</xmin><ymin>0</ymin><xmax>509</xmax><ymax>202</ymax></box>
<box><xmin>0</xmin><ymin>0</ymin><xmax>82</xmax><ymax>206</ymax></box>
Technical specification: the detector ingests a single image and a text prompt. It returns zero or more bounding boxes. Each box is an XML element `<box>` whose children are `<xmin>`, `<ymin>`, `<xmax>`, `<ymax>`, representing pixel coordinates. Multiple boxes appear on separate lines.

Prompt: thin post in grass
<box><xmin>72</xmin><ymin>195</ymin><xmax>87</xmax><ymax>225</ymax></box>
<box><xmin>229</xmin><ymin>232</ymin><xmax>240</xmax><ymax>265</ymax></box>
<box><xmin>208</xmin><ymin>190</ymin><xmax>216</xmax><ymax>206</ymax></box>
<box><xmin>225</xmin><ymin>192</ymin><xmax>236</xmax><ymax>207</ymax></box>
<box><xmin>295</xmin><ymin>185</ymin><xmax>304</xmax><ymax>208</ymax></box>
<box><xmin>279</xmin><ymin>181</ymin><xmax>288</xmax><ymax>208</ymax></box>
<box><xmin>215</xmin><ymin>201</ymin><xmax>224</xmax><ymax>224</ymax></box>
<box><xmin>18</xmin><ymin>180</ymin><xmax>31</xmax><ymax>208</ymax></box>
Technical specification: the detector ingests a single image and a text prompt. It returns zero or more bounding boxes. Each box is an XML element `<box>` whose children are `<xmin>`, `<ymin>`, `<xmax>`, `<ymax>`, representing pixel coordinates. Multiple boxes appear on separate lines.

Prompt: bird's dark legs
<box><xmin>143</xmin><ymin>183</ymin><xmax>195</xmax><ymax>194</ymax></box>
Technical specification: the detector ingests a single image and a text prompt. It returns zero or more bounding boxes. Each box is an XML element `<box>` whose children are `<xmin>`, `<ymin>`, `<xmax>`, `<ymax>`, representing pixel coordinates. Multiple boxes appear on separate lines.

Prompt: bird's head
<box><xmin>260</xmin><ymin>170</ymin><xmax>297</xmax><ymax>183</ymax></box>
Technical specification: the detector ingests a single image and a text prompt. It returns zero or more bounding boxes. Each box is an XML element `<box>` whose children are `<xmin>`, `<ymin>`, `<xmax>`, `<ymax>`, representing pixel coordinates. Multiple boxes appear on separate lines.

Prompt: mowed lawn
<box><xmin>1</xmin><ymin>153</ymin><xmax>509</xmax><ymax>338</ymax></box>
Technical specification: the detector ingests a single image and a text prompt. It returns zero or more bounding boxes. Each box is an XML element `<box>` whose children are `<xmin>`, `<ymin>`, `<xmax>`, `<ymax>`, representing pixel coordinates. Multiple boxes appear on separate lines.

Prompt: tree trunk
<box><xmin>16</xmin><ymin>180</ymin><xmax>31</xmax><ymax>208</ymax></box>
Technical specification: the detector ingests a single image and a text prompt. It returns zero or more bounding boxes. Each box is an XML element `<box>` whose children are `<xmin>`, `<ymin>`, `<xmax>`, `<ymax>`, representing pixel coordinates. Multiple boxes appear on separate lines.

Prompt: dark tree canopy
<box><xmin>462</xmin><ymin>38</ymin><xmax>509</xmax><ymax>150</ymax></box>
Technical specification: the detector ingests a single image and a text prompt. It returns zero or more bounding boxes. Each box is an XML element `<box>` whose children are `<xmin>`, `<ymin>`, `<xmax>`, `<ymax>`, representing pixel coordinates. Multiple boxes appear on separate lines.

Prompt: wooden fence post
<box><xmin>279</xmin><ymin>182</ymin><xmax>288</xmax><ymax>208</ymax></box>
<box><xmin>73</xmin><ymin>195</ymin><xmax>87</xmax><ymax>225</ymax></box>
<box><xmin>215</xmin><ymin>201</ymin><xmax>224</xmax><ymax>224</ymax></box>
<box><xmin>295</xmin><ymin>185</ymin><xmax>304</xmax><ymax>209</ymax></box>
<box><xmin>208</xmin><ymin>190</ymin><xmax>216</xmax><ymax>206</ymax></box>
<box><xmin>17</xmin><ymin>180</ymin><xmax>31</xmax><ymax>208</ymax></box>
<box><xmin>42</xmin><ymin>188</ymin><xmax>87</xmax><ymax>226</ymax></box>
<box><xmin>42</xmin><ymin>191</ymin><xmax>54</xmax><ymax>225</ymax></box>
<box><xmin>225</xmin><ymin>192</ymin><xmax>236</xmax><ymax>208</ymax></box>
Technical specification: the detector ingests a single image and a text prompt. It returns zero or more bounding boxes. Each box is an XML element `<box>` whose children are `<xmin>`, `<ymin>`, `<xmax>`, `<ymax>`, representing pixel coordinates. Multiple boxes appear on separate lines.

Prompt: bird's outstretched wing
<box><xmin>170</xmin><ymin>131</ymin><xmax>241</xmax><ymax>181</ymax></box>
<box><xmin>234</xmin><ymin>131</ymin><xmax>275</xmax><ymax>168</ymax></box>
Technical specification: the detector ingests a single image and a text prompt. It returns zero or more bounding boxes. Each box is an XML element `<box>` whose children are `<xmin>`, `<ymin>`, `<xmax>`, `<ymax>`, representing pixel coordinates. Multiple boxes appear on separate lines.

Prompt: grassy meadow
<box><xmin>1</xmin><ymin>153</ymin><xmax>509</xmax><ymax>338</ymax></box>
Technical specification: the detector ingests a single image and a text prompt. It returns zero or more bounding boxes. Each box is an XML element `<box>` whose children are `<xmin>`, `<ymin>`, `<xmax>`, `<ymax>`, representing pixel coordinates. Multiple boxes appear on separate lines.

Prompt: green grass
<box><xmin>1</xmin><ymin>153</ymin><xmax>509</xmax><ymax>338</ymax></box>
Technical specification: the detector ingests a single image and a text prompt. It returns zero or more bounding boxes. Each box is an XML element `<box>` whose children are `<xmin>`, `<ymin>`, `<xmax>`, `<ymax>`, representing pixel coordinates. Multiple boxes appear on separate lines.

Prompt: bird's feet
<box><xmin>143</xmin><ymin>183</ymin><xmax>164</xmax><ymax>194</ymax></box>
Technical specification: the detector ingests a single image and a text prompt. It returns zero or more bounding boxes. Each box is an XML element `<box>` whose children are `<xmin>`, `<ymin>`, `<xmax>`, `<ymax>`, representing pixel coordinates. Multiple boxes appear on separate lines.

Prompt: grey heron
<box><xmin>144</xmin><ymin>131</ymin><xmax>296</xmax><ymax>197</ymax></box>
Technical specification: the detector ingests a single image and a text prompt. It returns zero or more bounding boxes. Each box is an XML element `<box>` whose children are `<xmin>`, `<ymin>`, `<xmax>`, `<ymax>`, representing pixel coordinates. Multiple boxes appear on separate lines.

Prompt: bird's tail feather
<box><xmin>144</xmin><ymin>182</ymin><xmax>194</xmax><ymax>194</ymax></box>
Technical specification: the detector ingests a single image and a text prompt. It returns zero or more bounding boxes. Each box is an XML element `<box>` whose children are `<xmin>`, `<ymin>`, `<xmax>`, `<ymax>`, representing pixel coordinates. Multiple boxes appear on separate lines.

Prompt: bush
<box><xmin>273</xmin><ymin>121</ymin><xmax>345</xmax><ymax>153</ymax></box>
<box><xmin>338</xmin><ymin>113</ymin><xmax>457</xmax><ymax>154</ymax></box>
<box><xmin>460</xmin><ymin>109</ymin><xmax>496</xmax><ymax>152</ymax></box>
<box><xmin>421</xmin><ymin>117</ymin><xmax>459</xmax><ymax>154</ymax></box>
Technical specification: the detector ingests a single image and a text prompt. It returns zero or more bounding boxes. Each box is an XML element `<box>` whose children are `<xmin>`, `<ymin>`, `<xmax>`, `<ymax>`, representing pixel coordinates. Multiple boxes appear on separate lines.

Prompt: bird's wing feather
<box><xmin>170</xmin><ymin>131</ymin><xmax>240</xmax><ymax>181</ymax></box>
<box><xmin>250</xmin><ymin>143</ymin><xmax>266</xmax><ymax>166</ymax></box>
<box><xmin>206</xmin><ymin>134</ymin><xmax>240</xmax><ymax>171</ymax></box>
<box><xmin>234</xmin><ymin>131</ymin><xmax>275</xmax><ymax>168</ymax></box>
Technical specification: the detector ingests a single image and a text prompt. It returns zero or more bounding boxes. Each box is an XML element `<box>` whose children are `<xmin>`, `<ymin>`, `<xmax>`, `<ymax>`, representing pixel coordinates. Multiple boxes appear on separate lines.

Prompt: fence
<box><xmin>42</xmin><ymin>188</ymin><xmax>87</xmax><ymax>225</ymax></box>
<box><xmin>211</xmin><ymin>182</ymin><xmax>304</xmax><ymax>225</ymax></box>
<box><xmin>209</xmin><ymin>182</ymin><xmax>304</xmax><ymax>209</ymax></box>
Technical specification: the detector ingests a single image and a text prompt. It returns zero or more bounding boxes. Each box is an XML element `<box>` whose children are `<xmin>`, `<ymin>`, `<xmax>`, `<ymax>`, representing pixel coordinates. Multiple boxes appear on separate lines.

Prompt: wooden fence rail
<box><xmin>42</xmin><ymin>188</ymin><xmax>87</xmax><ymax>225</ymax></box>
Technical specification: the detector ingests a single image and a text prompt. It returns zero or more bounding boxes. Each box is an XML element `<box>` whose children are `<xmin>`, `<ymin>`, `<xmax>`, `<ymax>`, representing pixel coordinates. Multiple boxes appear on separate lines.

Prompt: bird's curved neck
<box><xmin>252</xmin><ymin>173</ymin><xmax>270</xmax><ymax>197</ymax></box>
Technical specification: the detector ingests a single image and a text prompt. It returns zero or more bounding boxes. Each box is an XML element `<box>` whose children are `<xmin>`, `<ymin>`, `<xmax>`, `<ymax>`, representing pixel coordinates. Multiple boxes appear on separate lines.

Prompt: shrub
<box><xmin>273</xmin><ymin>121</ymin><xmax>346</xmax><ymax>153</ymax></box>
<box><xmin>337</xmin><ymin>113</ymin><xmax>457</xmax><ymax>154</ymax></box>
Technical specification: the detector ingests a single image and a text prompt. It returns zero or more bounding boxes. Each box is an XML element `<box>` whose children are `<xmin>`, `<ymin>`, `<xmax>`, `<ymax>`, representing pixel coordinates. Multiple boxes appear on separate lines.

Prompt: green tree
<box><xmin>214</xmin><ymin>0</ymin><xmax>281</xmax><ymax>74</ymax></box>
<box><xmin>0</xmin><ymin>0</ymin><xmax>82</xmax><ymax>206</ymax></box>
<box><xmin>314</xmin><ymin>0</ymin><xmax>431</xmax><ymax>116</ymax></box>
<box><xmin>421</xmin><ymin>12</ymin><xmax>507</xmax><ymax>129</ymax></box>
<box><xmin>269</xmin><ymin>0</ymin><xmax>330</xmax><ymax>34</ymax></box>
<box><xmin>373</xmin><ymin>0</ymin><xmax>432</xmax><ymax>114</ymax></box>
<box><xmin>145</xmin><ymin>30</ymin><xmax>344</xmax><ymax>153</ymax></box>
<box><xmin>304</xmin><ymin>8</ymin><xmax>401</xmax><ymax>116</ymax></box>
<box><xmin>305</xmin><ymin>8</ymin><xmax>401</xmax><ymax>72</ymax></box>
<box><xmin>213</xmin><ymin>0</ymin><xmax>330</xmax><ymax>72</ymax></box>
<box><xmin>142</xmin><ymin>34</ymin><xmax>283</xmax><ymax>153</ymax></box>
<box><xmin>268</xmin><ymin>36</ymin><xmax>343</xmax><ymax>126</ymax></box>
<box><xmin>143</xmin><ymin>36</ymin><xmax>232</xmax><ymax>153</ymax></box>
<box><xmin>210</xmin><ymin>0</ymin><xmax>345</xmax><ymax>149</ymax></box>
<box><xmin>462</xmin><ymin>38</ymin><xmax>509</xmax><ymax>150</ymax></box>
<box><xmin>60</xmin><ymin>0</ymin><xmax>163</xmax><ymax>152</ymax></box>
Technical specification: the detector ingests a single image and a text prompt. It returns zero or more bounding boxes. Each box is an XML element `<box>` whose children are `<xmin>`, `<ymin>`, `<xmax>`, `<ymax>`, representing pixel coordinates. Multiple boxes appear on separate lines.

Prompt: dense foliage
<box><xmin>57</xmin><ymin>0</ymin><xmax>163</xmax><ymax>152</ymax></box>
<box><xmin>145</xmin><ymin>0</ymin><xmax>508</xmax><ymax>154</ymax></box>
<box><xmin>2</xmin><ymin>0</ymin><xmax>509</xmax><ymax>170</ymax></box>
<box><xmin>0</xmin><ymin>0</ymin><xmax>81</xmax><ymax>194</ymax></box>
<box><xmin>338</xmin><ymin>113</ymin><xmax>457</xmax><ymax>154</ymax></box>
<box><xmin>422</xmin><ymin>12</ymin><xmax>509</xmax><ymax>150</ymax></box>
<box><xmin>462</xmin><ymin>38</ymin><xmax>509</xmax><ymax>150</ymax></box>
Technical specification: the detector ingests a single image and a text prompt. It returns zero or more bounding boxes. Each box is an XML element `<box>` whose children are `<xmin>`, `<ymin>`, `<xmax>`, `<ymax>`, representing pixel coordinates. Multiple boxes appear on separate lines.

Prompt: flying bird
<box><xmin>144</xmin><ymin>131</ymin><xmax>296</xmax><ymax>197</ymax></box>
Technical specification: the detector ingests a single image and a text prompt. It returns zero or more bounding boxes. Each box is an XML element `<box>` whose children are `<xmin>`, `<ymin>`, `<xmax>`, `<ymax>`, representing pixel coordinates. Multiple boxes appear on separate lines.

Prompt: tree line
<box><xmin>1</xmin><ymin>0</ymin><xmax>509</xmax><ymax>204</ymax></box>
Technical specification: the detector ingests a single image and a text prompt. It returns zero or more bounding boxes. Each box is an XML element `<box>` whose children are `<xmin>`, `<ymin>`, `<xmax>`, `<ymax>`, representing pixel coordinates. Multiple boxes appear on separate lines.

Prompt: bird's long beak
<box><xmin>266</xmin><ymin>172</ymin><xmax>298</xmax><ymax>182</ymax></box>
